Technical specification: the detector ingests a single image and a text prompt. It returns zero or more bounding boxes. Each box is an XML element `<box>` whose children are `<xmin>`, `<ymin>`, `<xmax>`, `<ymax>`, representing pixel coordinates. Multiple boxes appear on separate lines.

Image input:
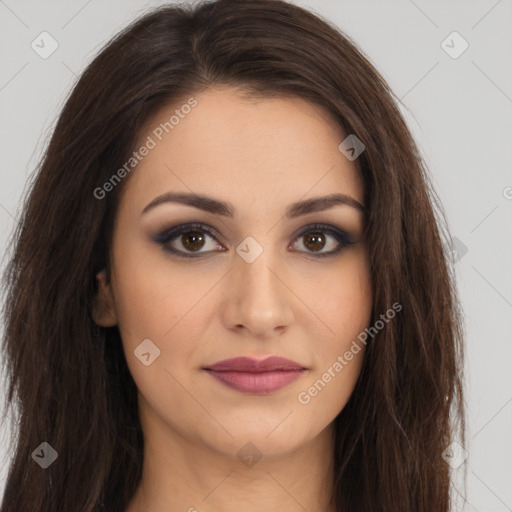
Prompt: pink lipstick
<box><xmin>202</xmin><ymin>356</ymin><xmax>306</xmax><ymax>394</ymax></box>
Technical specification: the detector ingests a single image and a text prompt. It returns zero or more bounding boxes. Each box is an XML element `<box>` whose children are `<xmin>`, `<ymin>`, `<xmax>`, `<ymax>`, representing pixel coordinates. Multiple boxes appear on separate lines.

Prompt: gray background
<box><xmin>0</xmin><ymin>0</ymin><xmax>511</xmax><ymax>510</ymax></box>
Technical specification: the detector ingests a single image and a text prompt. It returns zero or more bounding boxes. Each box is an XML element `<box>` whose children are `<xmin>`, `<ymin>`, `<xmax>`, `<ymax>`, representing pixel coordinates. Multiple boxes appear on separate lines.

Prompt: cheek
<box><xmin>111</xmin><ymin>236</ymin><xmax>201</xmax><ymax>336</ymax></box>
<box><xmin>335</xmin><ymin>272</ymin><xmax>372</xmax><ymax>343</ymax></box>
<box><xmin>295</xmin><ymin>268</ymin><xmax>371</xmax><ymax>420</ymax></box>
<box><xmin>110</xmin><ymin>249</ymin><xmax>206</xmax><ymax>411</ymax></box>
<box><xmin>110</xmin><ymin>243</ymin><xmax>217</xmax><ymax>379</ymax></box>
<box><xmin>308</xmin><ymin>250</ymin><xmax>373</xmax><ymax>353</ymax></box>
<box><xmin>303</xmin><ymin>251</ymin><xmax>372</xmax><ymax>400</ymax></box>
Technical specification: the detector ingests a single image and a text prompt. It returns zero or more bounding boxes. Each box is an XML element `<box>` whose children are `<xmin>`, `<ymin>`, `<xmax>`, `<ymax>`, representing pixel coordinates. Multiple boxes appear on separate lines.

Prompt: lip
<box><xmin>204</xmin><ymin>356</ymin><xmax>305</xmax><ymax>372</ymax></box>
<box><xmin>202</xmin><ymin>356</ymin><xmax>307</xmax><ymax>394</ymax></box>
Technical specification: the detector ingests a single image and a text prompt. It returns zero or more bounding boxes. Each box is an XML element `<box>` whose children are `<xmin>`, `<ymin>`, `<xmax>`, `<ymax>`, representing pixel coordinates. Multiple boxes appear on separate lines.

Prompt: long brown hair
<box><xmin>0</xmin><ymin>1</ymin><xmax>465</xmax><ymax>510</ymax></box>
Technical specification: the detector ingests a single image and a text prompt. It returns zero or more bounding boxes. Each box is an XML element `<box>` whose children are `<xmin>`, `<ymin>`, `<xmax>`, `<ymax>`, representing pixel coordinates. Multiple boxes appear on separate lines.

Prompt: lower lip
<box><xmin>203</xmin><ymin>369</ymin><xmax>305</xmax><ymax>394</ymax></box>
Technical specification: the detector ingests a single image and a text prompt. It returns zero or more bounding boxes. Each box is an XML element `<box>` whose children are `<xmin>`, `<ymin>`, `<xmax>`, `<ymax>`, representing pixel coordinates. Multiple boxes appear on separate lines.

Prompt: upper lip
<box><xmin>203</xmin><ymin>356</ymin><xmax>306</xmax><ymax>373</ymax></box>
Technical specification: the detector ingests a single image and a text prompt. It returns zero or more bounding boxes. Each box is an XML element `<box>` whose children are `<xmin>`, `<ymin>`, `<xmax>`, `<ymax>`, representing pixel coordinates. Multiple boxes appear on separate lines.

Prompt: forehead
<box><xmin>122</xmin><ymin>87</ymin><xmax>364</xmax><ymax>214</ymax></box>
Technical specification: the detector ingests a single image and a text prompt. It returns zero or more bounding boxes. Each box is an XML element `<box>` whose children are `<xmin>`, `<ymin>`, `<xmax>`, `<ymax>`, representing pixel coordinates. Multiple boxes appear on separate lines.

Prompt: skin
<box><xmin>93</xmin><ymin>86</ymin><xmax>373</xmax><ymax>512</ymax></box>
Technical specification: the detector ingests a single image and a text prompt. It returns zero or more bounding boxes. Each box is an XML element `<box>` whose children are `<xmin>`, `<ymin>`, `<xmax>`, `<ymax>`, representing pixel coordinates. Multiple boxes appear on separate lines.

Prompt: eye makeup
<box><xmin>151</xmin><ymin>221</ymin><xmax>357</xmax><ymax>260</ymax></box>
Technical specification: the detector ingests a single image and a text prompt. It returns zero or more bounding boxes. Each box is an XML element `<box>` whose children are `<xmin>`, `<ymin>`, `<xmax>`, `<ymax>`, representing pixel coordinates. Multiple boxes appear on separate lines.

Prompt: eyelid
<box><xmin>289</xmin><ymin>222</ymin><xmax>356</xmax><ymax>258</ymax></box>
<box><xmin>152</xmin><ymin>222</ymin><xmax>224</xmax><ymax>254</ymax></box>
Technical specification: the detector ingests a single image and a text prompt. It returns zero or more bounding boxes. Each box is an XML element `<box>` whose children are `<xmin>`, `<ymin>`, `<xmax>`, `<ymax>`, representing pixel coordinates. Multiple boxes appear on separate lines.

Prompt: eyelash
<box><xmin>154</xmin><ymin>222</ymin><xmax>356</xmax><ymax>260</ymax></box>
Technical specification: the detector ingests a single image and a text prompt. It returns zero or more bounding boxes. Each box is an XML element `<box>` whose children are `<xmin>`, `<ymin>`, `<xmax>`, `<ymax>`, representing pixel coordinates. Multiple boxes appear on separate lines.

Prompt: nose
<box><xmin>220</xmin><ymin>247</ymin><xmax>295</xmax><ymax>340</ymax></box>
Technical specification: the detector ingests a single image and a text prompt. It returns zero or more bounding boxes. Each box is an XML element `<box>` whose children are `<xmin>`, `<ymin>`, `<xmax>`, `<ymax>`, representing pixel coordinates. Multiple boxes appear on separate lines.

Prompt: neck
<box><xmin>126</xmin><ymin>413</ymin><xmax>336</xmax><ymax>512</ymax></box>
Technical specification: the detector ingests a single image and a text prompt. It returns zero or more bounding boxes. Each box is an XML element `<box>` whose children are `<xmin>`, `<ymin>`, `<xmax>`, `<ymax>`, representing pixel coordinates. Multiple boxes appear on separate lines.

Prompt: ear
<box><xmin>92</xmin><ymin>269</ymin><xmax>118</xmax><ymax>327</ymax></box>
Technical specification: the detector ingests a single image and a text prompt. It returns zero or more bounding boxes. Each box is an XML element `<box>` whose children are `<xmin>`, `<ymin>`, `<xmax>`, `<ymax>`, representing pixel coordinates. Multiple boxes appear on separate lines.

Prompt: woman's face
<box><xmin>94</xmin><ymin>86</ymin><xmax>372</xmax><ymax>461</ymax></box>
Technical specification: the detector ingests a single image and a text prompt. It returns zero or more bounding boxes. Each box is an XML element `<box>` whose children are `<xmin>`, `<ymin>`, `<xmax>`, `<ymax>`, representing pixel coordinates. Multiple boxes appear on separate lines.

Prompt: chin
<box><xmin>199</xmin><ymin>422</ymin><xmax>313</xmax><ymax>461</ymax></box>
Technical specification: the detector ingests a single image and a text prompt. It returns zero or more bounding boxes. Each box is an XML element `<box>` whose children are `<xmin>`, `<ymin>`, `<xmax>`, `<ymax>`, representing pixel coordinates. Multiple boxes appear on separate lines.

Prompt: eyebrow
<box><xmin>140</xmin><ymin>192</ymin><xmax>366</xmax><ymax>219</ymax></box>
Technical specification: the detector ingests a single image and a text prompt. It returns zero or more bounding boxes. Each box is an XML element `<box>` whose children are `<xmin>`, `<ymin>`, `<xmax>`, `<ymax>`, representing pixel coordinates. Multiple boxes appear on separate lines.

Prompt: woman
<box><xmin>0</xmin><ymin>0</ymin><xmax>465</xmax><ymax>510</ymax></box>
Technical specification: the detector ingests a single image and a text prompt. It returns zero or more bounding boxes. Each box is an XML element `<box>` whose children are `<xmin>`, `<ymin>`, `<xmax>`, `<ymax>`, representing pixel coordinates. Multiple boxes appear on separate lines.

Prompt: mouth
<box><xmin>202</xmin><ymin>356</ymin><xmax>307</xmax><ymax>394</ymax></box>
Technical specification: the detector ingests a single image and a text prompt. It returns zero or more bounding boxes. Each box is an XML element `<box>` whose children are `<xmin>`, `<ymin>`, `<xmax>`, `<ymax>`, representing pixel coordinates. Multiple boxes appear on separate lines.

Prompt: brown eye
<box><xmin>303</xmin><ymin>232</ymin><xmax>326</xmax><ymax>252</ymax></box>
<box><xmin>181</xmin><ymin>231</ymin><xmax>206</xmax><ymax>252</ymax></box>
<box><xmin>154</xmin><ymin>223</ymin><xmax>224</xmax><ymax>258</ymax></box>
<box><xmin>154</xmin><ymin>222</ymin><xmax>355</xmax><ymax>260</ymax></box>
<box><xmin>291</xmin><ymin>224</ymin><xmax>356</xmax><ymax>258</ymax></box>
